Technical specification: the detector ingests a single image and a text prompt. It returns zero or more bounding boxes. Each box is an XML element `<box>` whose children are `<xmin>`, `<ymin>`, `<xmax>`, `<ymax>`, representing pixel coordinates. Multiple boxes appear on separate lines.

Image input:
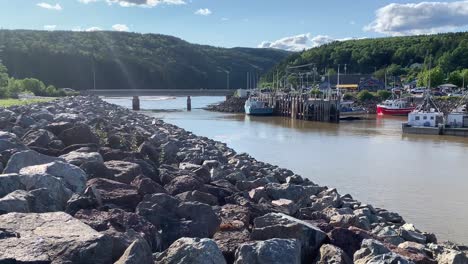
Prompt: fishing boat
<box><xmin>340</xmin><ymin>101</ymin><xmax>368</xmax><ymax>118</ymax></box>
<box><xmin>244</xmin><ymin>97</ymin><xmax>274</xmax><ymax>116</ymax></box>
<box><xmin>376</xmin><ymin>94</ymin><xmax>415</xmax><ymax>116</ymax></box>
<box><xmin>402</xmin><ymin>91</ymin><xmax>445</xmax><ymax>135</ymax></box>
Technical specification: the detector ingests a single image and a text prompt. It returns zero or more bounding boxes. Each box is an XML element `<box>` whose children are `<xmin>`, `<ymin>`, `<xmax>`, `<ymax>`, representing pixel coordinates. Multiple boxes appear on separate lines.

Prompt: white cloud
<box><xmin>112</xmin><ymin>24</ymin><xmax>129</xmax><ymax>31</ymax></box>
<box><xmin>43</xmin><ymin>25</ymin><xmax>57</xmax><ymax>30</ymax></box>
<box><xmin>78</xmin><ymin>0</ymin><xmax>99</xmax><ymax>3</ymax></box>
<box><xmin>79</xmin><ymin>0</ymin><xmax>186</xmax><ymax>7</ymax></box>
<box><xmin>365</xmin><ymin>1</ymin><xmax>468</xmax><ymax>36</ymax></box>
<box><xmin>37</xmin><ymin>2</ymin><xmax>63</xmax><ymax>10</ymax></box>
<box><xmin>86</xmin><ymin>27</ymin><xmax>103</xmax><ymax>32</ymax></box>
<box><xmin>258</xmin><ymin>33</ymin><xmax>353</xmax><ymax>52</ymax></box>
<box><xmin>195</xmin><ymin>8</ymin><xmax>212</xmax><ymax>16</ymax></box>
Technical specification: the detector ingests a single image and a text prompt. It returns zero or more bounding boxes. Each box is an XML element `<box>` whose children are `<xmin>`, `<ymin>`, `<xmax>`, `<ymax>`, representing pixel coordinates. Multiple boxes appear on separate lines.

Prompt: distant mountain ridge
<box><xmin>0</xmin><ymin>30</ymin><xmax>290</xmax><ymax>90</ymax></box>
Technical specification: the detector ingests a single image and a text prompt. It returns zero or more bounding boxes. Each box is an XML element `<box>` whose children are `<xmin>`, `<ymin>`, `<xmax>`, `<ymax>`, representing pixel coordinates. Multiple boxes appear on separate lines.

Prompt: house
<box><xmin>318</xmin><ymin>74</ymin><xmax>385</xmax><ymax>92</ymax></box>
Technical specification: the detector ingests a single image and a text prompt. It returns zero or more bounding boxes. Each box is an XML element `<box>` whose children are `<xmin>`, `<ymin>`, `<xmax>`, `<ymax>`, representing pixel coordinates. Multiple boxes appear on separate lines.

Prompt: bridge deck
<box><xmin>84</xmin><ymin>89</ymin><xmax>234</xmax><ymax>97</ymax></box>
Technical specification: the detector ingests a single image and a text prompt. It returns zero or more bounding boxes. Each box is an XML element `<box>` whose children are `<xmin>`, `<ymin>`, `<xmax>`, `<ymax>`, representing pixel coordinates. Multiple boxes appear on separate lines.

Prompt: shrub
<box><xmin>357</xmin><ymin>90</ymin><xmax>376</xmax><ymax>101</ymax></box>
<box><xmin>377</xmin><ymin>90</ymin><xmax>392</xmax><ymax>100</ymax></box>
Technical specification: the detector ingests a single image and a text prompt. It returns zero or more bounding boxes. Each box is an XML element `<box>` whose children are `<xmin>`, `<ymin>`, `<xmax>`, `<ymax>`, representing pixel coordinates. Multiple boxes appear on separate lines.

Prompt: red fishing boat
<box><xmin>377</xmin><ymin>98</ymin><xmax>415</xmax><ymax>116</ymax></box>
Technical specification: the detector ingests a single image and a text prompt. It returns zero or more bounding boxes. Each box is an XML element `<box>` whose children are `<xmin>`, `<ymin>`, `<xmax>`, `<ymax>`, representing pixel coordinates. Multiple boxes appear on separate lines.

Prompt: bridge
<box><xmin>85</xmin><ymin>89</ymin><xmax>234</xmax><ymax>97</ymax></box>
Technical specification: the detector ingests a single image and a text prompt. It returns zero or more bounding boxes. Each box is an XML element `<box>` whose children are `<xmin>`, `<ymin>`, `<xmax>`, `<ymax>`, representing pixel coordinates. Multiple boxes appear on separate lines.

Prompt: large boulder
<box><xmin>80</xmin><ymin>160</ymin><xmax>115</xmax><ymax>180</ymax></box>
<box><xmin>354</xmin><ymin>239</ymin><xmax>413</xmax><ymax>264</ymax></box>
<box><xmin>265</xmin><ymin>183</ymin><xmax>323</xmax><ymax>202</ymax></box>
<box><xmin>75</xmin><ymin>208</ymin><xmax>161</xmax><ymax>259</ymax></box>
<box><xmin>60</xmin><ymin>151</ymin><xmax>104</xmax><ymax>166</ymax></box>
<box><xmin>328</xmin><ymin>227</ymin><xmax>373</xmax><ymax>258</ymax></box>
<box><xmin>4</xmin><ymin>150</ymin><xmax>60</xmax><ymax>174</ymax></box>
<box><xmin>0</xmin><ymin>212</ymin><xmax>113</xmax><ymax>263</ymax></box>
<box><xmin>86</xmin><ymin>178</ymin><xmax>142</xmax><ymax>211</ymax></box>
<box><xmin>19</xmin><ymin>161</ymin><xmax>87</xmax><ymax>193</ymax></box>
<box><xmin>164</xmin><ymin>175</ymin><xmax>205</xmax><ymax>195</ymax></box>
<box><xmin>251</xmin><ymin>213</ymin><xmax>327</xmax><ymax>262</ymax></box>
<box><xmin>0</xmin><ymin>190</ymin><xmax>32</xmax><ymax>213</ymax></box>
<box><xmin>176</xmin><ymin>190</ymin><xmax>218</xmax><ymax>206</ymax></box>
<box><xmin>105</xmin><ymin>160</ymin><xmax>142</xmax><ymax>184</ymax></box>
<box><xmin>131</xmin><ymin>175</ymin><xmax>167</xmax><ymax>196</ymax></box>
<box><xmin>234</xmin><ymin>238</ymin><xmax>301</xmax><ymax>264</ymax></box>
<box><xmin>313</xmin><ymin>244</ymin><xmax>353</xmax><ymax>264</ymax></box>
<box><xmin>115</xmin><ymin>239</ymin><xmax>153</xmax><ymax>264</ymax></box>
<box><xmin>21</xmin><ymin>129</ymin><xmax>56</xmax><ymax>148</ymax></box>
<box><xmin>58</xmin><ymin>123</ymin><xmax>99</xmax><ymax>146</ymax></box>
<box><xmin>136</xmin><ymin>193</ymin><xmax>220</xmax><ymax>249</ymax></box>
<box><xmin>155</xmin><ymin>237</ymin><xmax>226</xmax><ymax>264</ymax></box>
<box><xmin>0</xmin><ymin>172</ymin><xmax>73</xmax><ymax>210</ymax></box>
<box><xmin>0</xmin><ymin>188</ymin><xmax>59</xmax><ymax>213</ymax></box>
<box><xmin>0</xmin><ymin>173</ymin><xmax>25</xmax><ymax>197</ymax></box>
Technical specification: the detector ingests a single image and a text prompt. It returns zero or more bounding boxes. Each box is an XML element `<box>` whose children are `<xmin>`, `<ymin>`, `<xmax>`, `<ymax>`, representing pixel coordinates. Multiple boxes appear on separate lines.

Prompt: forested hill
<box><xmin>261</xmin><ymin>32</ymin><xmax>468</xmax><ymax>84</ymax></box>
<box><xmin>0</xmin><ymin>30</ymin><xmax>290</xmax><ymax>90</ymax></box>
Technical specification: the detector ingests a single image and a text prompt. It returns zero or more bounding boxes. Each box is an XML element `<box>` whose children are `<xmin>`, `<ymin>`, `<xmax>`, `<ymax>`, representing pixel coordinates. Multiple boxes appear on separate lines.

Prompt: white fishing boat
<box><xmin>244</xmin><ymin>97</ymin><xmax>274</xmax><ymax>116</ymax></box>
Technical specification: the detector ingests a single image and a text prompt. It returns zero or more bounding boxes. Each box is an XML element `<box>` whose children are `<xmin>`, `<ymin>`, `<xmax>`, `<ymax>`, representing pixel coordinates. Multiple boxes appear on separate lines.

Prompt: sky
<box><xmin>0</xmin><ymin>0</ymin><xmax>468</xmax><ymax>51</ymax></box>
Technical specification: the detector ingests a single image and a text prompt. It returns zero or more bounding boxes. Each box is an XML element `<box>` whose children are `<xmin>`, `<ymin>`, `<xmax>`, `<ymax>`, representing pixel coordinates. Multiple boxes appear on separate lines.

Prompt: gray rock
<box><xmin>176</xmin><ymin>190</ymin><xmax>219</xmax><ymax>206</ymax></box>
<box><xmin>115</xmin><ymin>239</ymin><xmax>153</xmax><ymax>264</ymax></box>
<box><xmin>0</xmin><ymin>173</ymin><xmax>25</xmax><ymax>197</ymax></box>
<box><xmin>19</xmin><ymin>161</ymin><xmax>87</xmax><ymax>193</ymax></box>
<box><xmin>105</xmin><ymin>160</ymin><xmax>142</xmax><ymax>184</ymax></box>
<box><xmin>313</xmin><ymin>244</ymin><xmax>353</xmax><ymax>264</ymax></box>
<box><xmin>131</xmin><ymin>175</ymin><xmax>167</xmax><ymax>196</ymax></box>
<box><xmin>399</xmin><ymin>224</ymin><xmax>427</xmax><ymax>244</ymax></box>
<box><xmin>4</xmin><ymin>150</ymin><xmax>60</xmax><ymax>174</ymax></box>
<box><xmin>251</xmin><ymin>213</ymin><xmax>327</xmax><ymax>262</ymax></box>
<box><xmin>31</xmin><ymin>109</ymin><xmax>54</xmax><ymax>121</ymax></box>
<box><xmin>58</xmin><ymin>123</ymin><xmax>99</xmax><ymax>146</ymax></box>
<box><xmin>234</xmin><ymin>238</ymin><xmax>301</xmax><ymax>264</ymax></box>
<box><xmin>155</xmin><ymin>237</ymin><xmax>226</xmax><ymax>264</ymax></box>
<box><xmin>265</xmin><ymin>183</ymin><xmax>323</xmax><ymax>202</ymax></box>
<box><xmin>0</xmin><ymin>190</ymin><xmax>32</xmax><ymax>213</ymax></box>
<box><xmin>0</xmin><ymin>212</ymin><xmax>113</xmax><ymax>264</ymax></box>
<box><xmin>60</xmin><ymin>151</ymin><xmax>104</xmax><ymax>166</ymax></box>
<box><xmin>354</xmin><ymin>239</ymin><xmax>413</xmax><ymax>264</ymax></box>
<box><xmin>21</xmin><ymin>129</ymin><xmax>55</xmax><ymax>148</ymax></box>
<box><xmin>15</xmin><ymin>114</ymin><xmax>36</xmax><ymax>128</ymax></box>
<box><xmin>80</xmin><ymin>161</ymin><xmax>115</xmax><ymax>180</ymax></box>
<box><xmin>86</xmin><ymin>178</ymin><xmax>141</xmax><ymax>211</ymax></box>
<box><xmin>165</xmin><ymin>175</ymin><xmax>205</xmax><ymax>195</ymax></box>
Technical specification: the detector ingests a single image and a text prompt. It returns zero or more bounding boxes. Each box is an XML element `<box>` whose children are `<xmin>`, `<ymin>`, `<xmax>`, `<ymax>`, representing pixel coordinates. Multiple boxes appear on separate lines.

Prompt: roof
<box><xmin>438</xmin><ymin>83</ymin><xmax>458</xmax><ymax>88</ymax></box>
<box><xmin>337</xmin><ymin>84</ymin><xmax>358</xmax><ymax>89</ymax></box>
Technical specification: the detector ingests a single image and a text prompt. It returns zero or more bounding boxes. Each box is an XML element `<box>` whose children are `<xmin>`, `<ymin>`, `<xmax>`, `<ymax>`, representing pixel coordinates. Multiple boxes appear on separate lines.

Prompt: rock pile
<box><xmin>0</xmin><ymin>96</ymin><xmax>466</xmax><ymax>263</ymax></box>
<box><xmin>206</xmin><ymin>96</ymin><xmax>247</xmax><ymax>113</ymax></box>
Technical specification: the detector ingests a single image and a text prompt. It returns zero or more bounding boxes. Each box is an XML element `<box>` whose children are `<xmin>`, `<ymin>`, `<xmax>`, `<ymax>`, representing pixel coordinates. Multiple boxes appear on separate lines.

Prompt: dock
<box><xmin>257</xmin><ymin>93</ymin><xmax>340</xmax><ymax>123</ymax></box>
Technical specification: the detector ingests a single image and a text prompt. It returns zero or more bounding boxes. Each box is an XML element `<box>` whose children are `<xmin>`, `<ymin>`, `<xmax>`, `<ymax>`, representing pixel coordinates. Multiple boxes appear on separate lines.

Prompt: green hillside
<box><xmin>0</xmin><ymin>30</ymin><xmax>290</xmax><ymax>90</ymax></box>
<box><xmin>261</xmin><ymin>32</ymin><xmax>468</xmax><ymax>87</ymax></box>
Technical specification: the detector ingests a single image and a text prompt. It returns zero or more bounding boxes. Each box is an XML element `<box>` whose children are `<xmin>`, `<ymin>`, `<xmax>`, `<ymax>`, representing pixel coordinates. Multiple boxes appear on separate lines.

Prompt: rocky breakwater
<box><xmin>0</xmin><ymin>96</ymin><xmax>466</xmax><ymax>264</ymax></box>
<box><xmin>206</xmin><ymin>96</ymin><xmax>247</xmax><ymax>113</ymax></box>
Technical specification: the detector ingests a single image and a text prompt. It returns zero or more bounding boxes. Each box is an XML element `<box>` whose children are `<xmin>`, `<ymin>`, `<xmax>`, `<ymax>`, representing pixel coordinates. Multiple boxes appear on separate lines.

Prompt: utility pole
<box><xmin>226</xmin><ymin>71</ymin><xmax>230</xmax><ymax>90</ymax></box>
<box><xmin>337</xmin><ymin>64</ymin><xmax>340</xmax><ymax>92</ymax></box>
<box><xmin>344</xmin><ymin>64</ymin><xmax>347</xmax><ymax>75</ymax></box>
<box><xmin>247</xmin><ymin>72</ymin><xmax>249</xmax><ymax>90</ymax></box>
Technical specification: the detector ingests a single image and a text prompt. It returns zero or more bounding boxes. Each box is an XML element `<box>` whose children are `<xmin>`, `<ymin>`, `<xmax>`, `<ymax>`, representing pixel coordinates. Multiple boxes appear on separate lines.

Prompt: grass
<box><xmin>0</xmin><ymin>98</ymin><xmax>55</xmax><ymax>107</ymax></box>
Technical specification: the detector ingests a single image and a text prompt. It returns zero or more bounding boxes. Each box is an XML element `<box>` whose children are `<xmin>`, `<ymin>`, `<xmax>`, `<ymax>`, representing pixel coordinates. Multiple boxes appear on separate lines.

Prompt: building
<box><xmin>318</xmin><ymin>74</ymin><xmax>385</xmax><ymax>92</ymax></box>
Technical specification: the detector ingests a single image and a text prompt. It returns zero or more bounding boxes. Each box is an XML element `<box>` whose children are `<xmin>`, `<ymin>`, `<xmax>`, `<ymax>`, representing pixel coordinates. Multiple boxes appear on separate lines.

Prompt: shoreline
<box><xmin>0</xmin><ymin>96</ymin><xmax>466</xmax><ymax>263</ymax></box>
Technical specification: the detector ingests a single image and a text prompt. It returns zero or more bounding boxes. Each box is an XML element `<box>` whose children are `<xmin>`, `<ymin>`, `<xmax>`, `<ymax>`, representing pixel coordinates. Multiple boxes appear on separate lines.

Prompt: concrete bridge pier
<box><xmin>132</xmin><ymin>96</ymin><xmax>140</xmax><ymax>111</ymax></box>
<box><xmin>187</xmin><ymin>96</ymin><xmax>192</xmax><ymax>111</ymax></box>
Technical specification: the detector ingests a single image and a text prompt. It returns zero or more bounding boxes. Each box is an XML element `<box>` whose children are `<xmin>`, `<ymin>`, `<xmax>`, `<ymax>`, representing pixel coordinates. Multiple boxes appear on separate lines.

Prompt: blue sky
<box><xmin>1</xmin><ymin>0</ymin><xmax>468</xmax><ymax>50</ymax></box>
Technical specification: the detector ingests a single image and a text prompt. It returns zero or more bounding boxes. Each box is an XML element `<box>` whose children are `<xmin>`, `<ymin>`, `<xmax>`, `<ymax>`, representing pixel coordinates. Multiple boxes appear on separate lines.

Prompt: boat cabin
<box><xmin>408</xmin><ymin>111</ymin><xmax>444</xmax><ymax>127</ymax></box>
<box><xmin>380</xmin><ymin>99</ymin><xmax>409</xmax><ymax>109</ymax></box>
<box><xmin>447</xmin><ymin>113</ymin><xmax>468</xmax><ymax>128</ymax></box>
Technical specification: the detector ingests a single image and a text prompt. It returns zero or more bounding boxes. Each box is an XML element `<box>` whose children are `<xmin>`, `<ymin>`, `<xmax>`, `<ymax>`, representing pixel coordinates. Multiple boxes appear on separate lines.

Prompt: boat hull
<box><xmin>245</xmin><ymin>107</ymin><xmax>274</xmax><ymax>116</ymax></box>
<box><xmin>377</xmin><ymin>105</ymin><xmax>415</xmax><ymax>116</ymax></box>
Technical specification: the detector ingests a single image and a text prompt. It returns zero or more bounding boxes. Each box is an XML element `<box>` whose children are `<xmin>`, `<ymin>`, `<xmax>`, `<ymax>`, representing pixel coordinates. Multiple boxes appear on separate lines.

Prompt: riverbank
<box><xmin>0</xmin><ymin>96</ymin><xmax>466</xmax><ymax>263</ymax></box>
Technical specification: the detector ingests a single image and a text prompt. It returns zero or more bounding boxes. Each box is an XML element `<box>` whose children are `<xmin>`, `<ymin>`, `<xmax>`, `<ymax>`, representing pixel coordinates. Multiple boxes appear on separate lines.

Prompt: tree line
<box><xmin>0</xmin><ymin>30</ymin><xmax>289</xmax><ymax>91</ymax></box>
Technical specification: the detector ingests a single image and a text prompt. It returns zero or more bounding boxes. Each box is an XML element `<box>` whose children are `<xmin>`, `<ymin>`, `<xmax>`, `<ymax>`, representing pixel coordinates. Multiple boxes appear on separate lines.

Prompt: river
<box><xmin>104</xmin><ymin>96</ymin><xmax>468</xmax><ymax>244</ymax></box>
